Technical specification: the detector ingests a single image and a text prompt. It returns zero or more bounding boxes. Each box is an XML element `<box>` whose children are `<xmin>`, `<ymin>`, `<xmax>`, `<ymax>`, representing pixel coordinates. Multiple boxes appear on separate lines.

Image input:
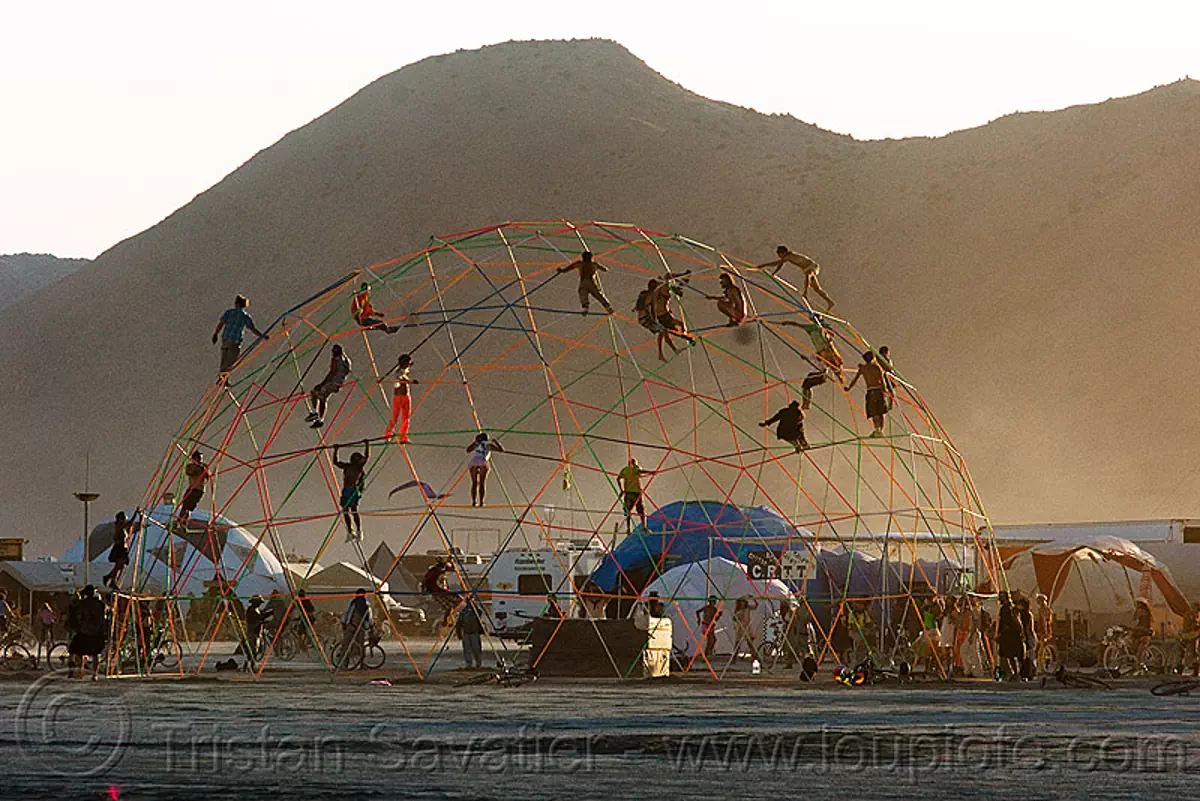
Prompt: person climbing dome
<box><xmin>757</xmin><ymin>245</ymin><xmax>835</xmax><ymax>310</ymax></box>
<box><xmin>846</xmin><ymin>350</ymin><xmax>889</xmax><ymax>438</ymax></box>
<box><xmin>422</xmin><ymin>557</ymin><xmax>457</xmax><ymax>630</ymax></box>
<box><xmin>646</xmin><ymin>271</ymin><xmax>695</xmax><ymax>361</ymax></box>
<box><xmin>778</xmin><ymin>317</ymin><xmax>844</xmax><ymax>409</ymax></box>
<box><xmin>878</xmin><ymin>345</ymin><xmax>896</xmax><ymax>410</ymax></box>
<box><xmin>333</xmin><ymin>440</ymin><xmax>369</xmax><ymax>542</ymax></box>
<box><xmin>176</xmin><ymin>451</ymin><xmax>210</xmax><ymax>532</ymax></box>
<box><xmin>635</xmin><ymin>279</ymin><xmax>663</xmax><ymax>333</ymax></box>
<box><xmin>351</xmin><ymin>283</ymin><xmax>399</xmax><ymax>333</ymax></box>
<box><xmin>465</xmin><ymin>432</ymin><xmax>503</xmax><ymax>507</ymax></box>
<box><xmin>759</xmin><ymin>400</ymin><xmax>809</xmax><ymax>452</ymax></box>
<box><xmin>306</xmin><ymin>344</ymin><xmax>352</xmax><ymax>429</ymax></box>
<box><xmin>212</xmin><ymin>295</ymin><xmax>266</xmax><ymax>374</ymax></box>
<box><xmin>382</xmin><ymin>353</ymin><xmax>417</xmax><ymax>444</ymax></box>
<box><xmin>705</xmin><ymin>273</ymin><xmax>747</xmax><ymax>327</ymax></box>
<box><xmin>102</xmin><ymin>507</ymin><xmax>142</xmax><ymax>589</ymax></box>
<box><xmin>617</xmin><ymin>457</ymin><xmax>655</xmax><ymax>529</ymax></box>
<box><xmin>557</xmin><ymin>251</ymin><xmax>614</xmax><ymax>315</ymax></box>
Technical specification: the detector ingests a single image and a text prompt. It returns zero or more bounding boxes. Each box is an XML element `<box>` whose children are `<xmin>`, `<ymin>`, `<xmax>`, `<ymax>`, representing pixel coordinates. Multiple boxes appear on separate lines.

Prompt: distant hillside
<box><xmin>0</xmin><ymin>253</ymin><xmax>89</xmax><ymax>310</ymax></box>
<box><xmin>1</xmin><ymin>38</ymin><xmax>1199</xmax><ymax>555</ymax></box>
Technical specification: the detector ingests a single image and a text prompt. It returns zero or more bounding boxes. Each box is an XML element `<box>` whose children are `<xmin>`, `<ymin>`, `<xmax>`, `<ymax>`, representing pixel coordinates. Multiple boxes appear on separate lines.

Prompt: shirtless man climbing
<box><xmin>557</xmin><ymin>251</ymin><xmax>614</xmax><ymax>315</ymax></box>
<box><xmin>757</xmin><ymin>245</ymin><xmax>835</xmax><ymax>311</ymax></box>
<box><xmin>649</xmin><ymin>271</ymin><xmax>694</xmax><ymax>361</ymax></box>
<box><xmin>846</xmin><ymin>351</ymin><xmax>888</xmax><ymax>437</ymax></box>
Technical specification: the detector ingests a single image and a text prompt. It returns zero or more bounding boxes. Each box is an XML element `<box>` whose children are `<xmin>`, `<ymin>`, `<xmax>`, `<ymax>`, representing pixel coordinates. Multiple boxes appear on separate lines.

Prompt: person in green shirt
<box><xmin>617</xmin><ymin>458</ymin><xmax>655</xmax><ymax>528</ymax></box>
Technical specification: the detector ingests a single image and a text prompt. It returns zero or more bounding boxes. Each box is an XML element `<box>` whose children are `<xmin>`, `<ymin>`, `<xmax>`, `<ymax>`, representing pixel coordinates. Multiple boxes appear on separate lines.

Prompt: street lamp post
<box><xmin>74</xmin><ymin>491</ymin><xmax>100</xmax><ymax>587</ymax></box>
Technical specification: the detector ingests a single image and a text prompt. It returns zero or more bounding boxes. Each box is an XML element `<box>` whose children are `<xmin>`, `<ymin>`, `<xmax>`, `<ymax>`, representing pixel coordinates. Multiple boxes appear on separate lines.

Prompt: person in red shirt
<box><xmin>351</xmin><ymin>283</ymin><xmax>399</xmax><ymax>334</ymax></box>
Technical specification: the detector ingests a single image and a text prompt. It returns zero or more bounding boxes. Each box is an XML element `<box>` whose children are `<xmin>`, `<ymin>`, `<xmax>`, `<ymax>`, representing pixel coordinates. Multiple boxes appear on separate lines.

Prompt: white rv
<box><xmin>488</xmin><ymin>540</ymin><xmax>607</xmax><ymax>638</ymax></box>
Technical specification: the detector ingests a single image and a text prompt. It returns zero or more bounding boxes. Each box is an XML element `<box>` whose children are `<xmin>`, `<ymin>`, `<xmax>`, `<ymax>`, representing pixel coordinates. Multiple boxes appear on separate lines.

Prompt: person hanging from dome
<box><xmin>777</xmin><ymin>316</ymin><xmax>844</xmax><ymax>409</ymax></box>
<box><xmin>760</xmin><ymin>399</ymin><xmax>809</xmax><ymax>452</ymax></box>
<box><xmin>382</xmin><ymin>353</ymin><xmax>417</xmax><ymax>444</ymax></box>
<box><xmin>102</xmin><ymin>507</ymin><xmax>142</xmax><ymax>589</ymax></box>
<box><xmin>756</xmin><ymin>245</ymin><xmax>835</xmax><ymax>311</ymax></box>
<box><xmin>557</xmin><ymin>251</ymin><xmax>614</xmax><ymax>315</ymax></box>
<box><xmin>704</xmin><ymin>273</ymin><xmax>747</xmax><ymax>327</ymax></box>
<box><xmin>847</xmin><ymin>350</ymin><xmax>889</xmax><ymax>438</ymax></box>
<box><xmin>635</xmin><ymin>271</ymin><xmax>695</xmax><ymax>361</ymax></box>
<box><xmin>212</xmin><ymin>294</ymin><xmax>266</xmax><ymax>374</ymax></box>
<box><xmin>351</xmin><ymin>282</ymin><xmax>399</xmax><ymax>334</ymax></box>
<box><xmin>175</xmin><ymin>451</ymin><xmax>210</xmax><ymax>533</ymax></box>
<box><xmin>306</xmin><ymin>344</ymin><xmax>352</xmax><ymax>429</ymax></box>
<box><xmin>333</xmin><ymin>440</ymin><xmax>369</xmax><ymax>542</ymax></box>
<box><xmin>466</xmin><ymin>432</ymin><xmax>504</xmax><ymax>507</ymax></box>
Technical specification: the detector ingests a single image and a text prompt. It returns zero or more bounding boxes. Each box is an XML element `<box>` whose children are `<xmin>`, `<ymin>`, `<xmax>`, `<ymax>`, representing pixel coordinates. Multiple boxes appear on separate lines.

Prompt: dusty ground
<box><xmin>3</xmin><ymin>666</ymin><xmax>1200</xmax><ymax>801</ymax></box>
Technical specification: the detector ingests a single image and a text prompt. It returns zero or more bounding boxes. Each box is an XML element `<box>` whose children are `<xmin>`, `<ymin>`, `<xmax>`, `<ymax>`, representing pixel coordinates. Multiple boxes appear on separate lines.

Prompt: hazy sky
<box><xmin>3</xmin><ymin>0</ymin><xmax>1198</xmax><ymax>258</ymax></box>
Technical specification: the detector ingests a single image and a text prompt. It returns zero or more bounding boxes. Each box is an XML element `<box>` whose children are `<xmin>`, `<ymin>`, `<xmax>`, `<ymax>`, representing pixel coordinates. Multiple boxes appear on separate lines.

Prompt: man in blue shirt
<box><xmin>212</xmin><ymin>295</ymin><xmax>266</xmax><ymax>374</ymax></box>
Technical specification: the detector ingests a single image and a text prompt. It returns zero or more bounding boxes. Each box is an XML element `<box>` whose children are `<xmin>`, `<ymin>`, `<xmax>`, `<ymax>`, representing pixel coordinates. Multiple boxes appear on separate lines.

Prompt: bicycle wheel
<box><xmin>1103</xmin><ymin>643</ymin><xmax>1135</xmax><ymax>675</ymax></box>
<box><xmin>1039</xmin><ymin>643</ymin><xmax>1059</xmax><ymax>674</ymax></box>
<box><xmin>154</xmin><ymin>643</ymin><xmax>182</xmax><ymax>671</ymax></box>
<box><xmin>275</xmin><ymin>632</ymin><xmax>298</xmax><ymax>662</ymax></box>
<box><xmin>1142</xmin><ymin>644</ymin><xmax>1167</xmax><ymax>674</ymax></box>
<box><xmin>331</xmin><ymin>640</ymin><xmax>363</xmax><ymax>671</ymax></box>
<box><xmin>46</xmin><ymin>642</ymin><xmax>72</xmax><ymax>670</ymax></box>
<box><xmin>3</xmin><ymin>642</ymin><xmax>33</xmax><ymax>669</ymax></box>
<box><xmin>362</xmin><ymin>644</ymin><xmax>386</xmax><ymax>670</ymax></box>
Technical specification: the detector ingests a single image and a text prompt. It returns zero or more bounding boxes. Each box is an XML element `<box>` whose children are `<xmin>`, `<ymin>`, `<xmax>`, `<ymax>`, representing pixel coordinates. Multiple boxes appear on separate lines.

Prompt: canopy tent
<box><xmin>642</xmin><ymin>557</ymin><xmax>795</xmax><ymax>657</ymax></box>
<box><xmin>61</xmin><ymin>504</ymin><xmax>289</xmax><ymax>600</ymax></box>
<box><xmin>987</xmin><ymin>536</ymin><xmax>1190</xmax><ymax>625</ymax></box>
<box><xmin>589</xmin><ymin>501</ymin><xmax>814</xmax><ymax>593</ymax></box>
<box><xmin>301</xmin><ymin>561</ymin><xmax>395</xmax><ymax>617</ymax></box>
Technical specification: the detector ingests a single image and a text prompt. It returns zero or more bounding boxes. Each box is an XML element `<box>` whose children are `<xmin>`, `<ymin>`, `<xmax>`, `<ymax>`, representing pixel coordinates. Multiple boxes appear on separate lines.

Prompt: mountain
<box><xmin>2</xmin><ymin>38</ymin><xmax>1199</xmax><ymax>555</ymax></box>
<box><xmin>0</xmin><ymin>253</ymin><xmax>90</xmax><ymax>311</ymax></box>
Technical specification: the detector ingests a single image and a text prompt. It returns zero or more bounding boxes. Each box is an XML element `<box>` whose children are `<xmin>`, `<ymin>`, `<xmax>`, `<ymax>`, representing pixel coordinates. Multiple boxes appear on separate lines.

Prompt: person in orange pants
<box><xmin>383</xmin><ymin>353</ymin><xmax>417</xmax><ymax>443</ymax></box>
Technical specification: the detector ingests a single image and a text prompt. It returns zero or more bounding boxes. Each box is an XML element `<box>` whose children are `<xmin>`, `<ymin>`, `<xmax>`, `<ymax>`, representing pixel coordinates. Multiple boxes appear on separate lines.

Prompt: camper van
<box><xmin>489</xmin><ymin>540</ymin><xmax>606</xmax><ymax>638</ymax></box>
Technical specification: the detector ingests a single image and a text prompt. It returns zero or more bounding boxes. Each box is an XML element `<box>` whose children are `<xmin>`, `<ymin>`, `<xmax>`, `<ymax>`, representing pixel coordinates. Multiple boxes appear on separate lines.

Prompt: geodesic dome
<box><xmin>113</xmin><ymin>220</ymin><xmax>998</xmax><ymax>678</ymax></box>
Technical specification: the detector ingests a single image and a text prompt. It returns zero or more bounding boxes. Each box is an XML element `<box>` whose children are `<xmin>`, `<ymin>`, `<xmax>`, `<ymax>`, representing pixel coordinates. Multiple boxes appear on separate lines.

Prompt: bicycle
<box><xmin>1102</xmin><ymin>626</ymin><xmax>1165</xmax><ymax>676</ymax></box>
<box><xmin>329</xmin><ymin>627</ymin><xmax>386</xmax><ymax>671</ymax></box>
<box><xmin>0</xmin><ymin>625</ymin><xmax>36</xmax><ymax>670</ymax></box>
<box><xmin>1047</xmin><ymin>665</ymin><xmax>1113</xmax><ymax>690</ymax></box>
<box><xmin>454</xmin><ymin>660</ymin><xmax>538</xmax><ymax>688</ymax></box>
<box><xmin>1151</xmin><ymin>679</ymin><xmax>1200</xmax><ymax>697</ymax></box>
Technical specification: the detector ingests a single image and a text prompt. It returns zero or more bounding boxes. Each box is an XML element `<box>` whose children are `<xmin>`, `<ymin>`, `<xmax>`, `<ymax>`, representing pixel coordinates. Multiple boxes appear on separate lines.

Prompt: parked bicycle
<box><xmin>454</xmin><ymin>659</ymin><xmax>537</xmax><ymax>688</ymax></box>
<box><xmin>1102</xmin><ymin>625</ymin><xmax>1165</xmax><ymax>676</ymax></box>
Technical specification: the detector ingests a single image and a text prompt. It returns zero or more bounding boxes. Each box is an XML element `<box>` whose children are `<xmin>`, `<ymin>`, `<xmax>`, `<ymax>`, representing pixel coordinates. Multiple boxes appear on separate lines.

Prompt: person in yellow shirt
<box><xmin>617</xmin><ymin>458</ymin><xmax>655</xmax><ymax>528</ymax></box>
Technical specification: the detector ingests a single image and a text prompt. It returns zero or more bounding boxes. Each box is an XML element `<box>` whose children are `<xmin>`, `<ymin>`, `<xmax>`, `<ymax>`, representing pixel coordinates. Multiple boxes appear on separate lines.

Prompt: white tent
<box><xmin>642</xmin><ymin>557</ymin><xmax>795</xmax><ymax>656</ymax></box>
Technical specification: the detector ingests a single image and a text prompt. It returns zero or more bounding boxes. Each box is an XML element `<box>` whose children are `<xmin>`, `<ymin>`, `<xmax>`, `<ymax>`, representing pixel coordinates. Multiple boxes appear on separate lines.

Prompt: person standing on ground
<box><xmin>732</xmin><ymin>597</ymin><xmax>760</xmax><ymax>661</ymax></box>
<box><xmin>307</xmin><ymin>344</ymin><xmax>353</xmax><ymax>429</ymax></box>
<box><xmin>696</xmin><ymin>596</ymin><xmax>721</xmax><ymax>661</ymax></box>
<box><xmin>34</xmin><ymin>602</ymin><xmax>56</xmax><ymax>668</ymax></box>
<box><xmin>382</xmin><ymin>353</ymin><xmax>417</xmax><ymax>444</ymax></box>
<box><xmin>177</xmin><ymin>451</ymin><xmax>210</xmax><ymax>531</ymax></box>
<box><xmin>996</xmin><ymin>593</ymin><xmax>1025</xmax><ymax>680</ymax></box>
<box><xmin>557</xmin><ymin>251</ymin><xmax>614</xmax><ymax>315</ymax></box>
<box><xmin>68</xmin><ymin>585</ymin><xmax>107</xmax><ymax>680</ymax></box>
<box><xmin>102</xmin><ymin>508</ymin><xmax>142</xmax><ymax>589</ymax></box>
<box><xmin>617</xmin><ymin>458</ymin><xmax>654</xmax><ymax>529</ymax></box>
<box><xmin>846</xmin><ymin>351</ymin><xmax>889</xmax><ymax>438</ymax></box>
<box><xmin>705</xmin><ymin>273</ymin><xmax>747</xmax><ymax>327</ymax></box>
<box><xmin>760</xmin><ymin>400</ymin><xmax>809</xmax><ymax>452</ymax></box>
<box><xmin>212</xmin><ymin>295</ymin><xmax>266</xmax><ymax>374</ymax></box>
<box><xmin>465</xmin><ymin>433</ymin><xmax>504</xmax><ymax>507</ymax></box>
<box><xmin>456</xmin><ymin>600</ymin><xmax>484</xmax><ymax>669</ymax></box>
<box><xmin>756</xmin><ymin>245</ymin><xmax>835</xmax><ymax>310</ymax></box>
<box><xmin>0</xmin><ymin>591</ymin><xmax>10</xmax><ymax>638</ymax></box>
<box><xmin>332</xmin><ymin>440</ymin><xmax>369</xmax><ymax>542</ymax></box>
<box><xmin>351</xmin><ymin>283</ymin><xmax>399</xmax><ymax>333</ymax></box>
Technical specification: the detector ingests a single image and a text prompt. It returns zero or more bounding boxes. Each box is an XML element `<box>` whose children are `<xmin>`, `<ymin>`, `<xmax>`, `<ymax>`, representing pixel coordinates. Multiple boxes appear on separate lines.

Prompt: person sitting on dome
<box><xmin>642</xmin><ymin>271</ymin><xmax>695</xmax><ymax>361</ymax></box>
<box><xmin>760</xmin><ymin>400</ymin><xmax>808</xmax><ymax>452</ymax></box>
<box><xmin>557</xmin><ymin>251</ymin><xmax>614</xmax><ymax>315</ymax></box>
<box><xmin>704</xmin><ymin>273</ymin><xmax>747</xmax><ymax>327</ymax></box>
<box><xmin>306</xmin><ymin>344</ymin><xmax>352</xmax><ymax>429</ymax></box>
<box><xmin>756</xmin><ymin>245</ymin><xmax>835</xmax><ymax>311</ymax></box>
<box><xmin>847</xmin><ymin>351</ymin><xmax>889</xmax><ymax>438</ymax></box>
<box><xmin>351</xmin><ymin>283</ymin><xmax>399</xmax><ymax>333</ymax></box>
<box><xmin>333</xmin><ymin>440</ymin><xmax>369</xmax><ymax>542</ymax></box>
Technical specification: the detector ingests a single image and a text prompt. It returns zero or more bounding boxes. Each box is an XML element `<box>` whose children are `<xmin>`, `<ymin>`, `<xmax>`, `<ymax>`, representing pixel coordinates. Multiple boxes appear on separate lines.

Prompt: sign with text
<box><xmin>745</xmin><ymin>549</ymin><xmax>811</xmax><ymax>582</ymax></box>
